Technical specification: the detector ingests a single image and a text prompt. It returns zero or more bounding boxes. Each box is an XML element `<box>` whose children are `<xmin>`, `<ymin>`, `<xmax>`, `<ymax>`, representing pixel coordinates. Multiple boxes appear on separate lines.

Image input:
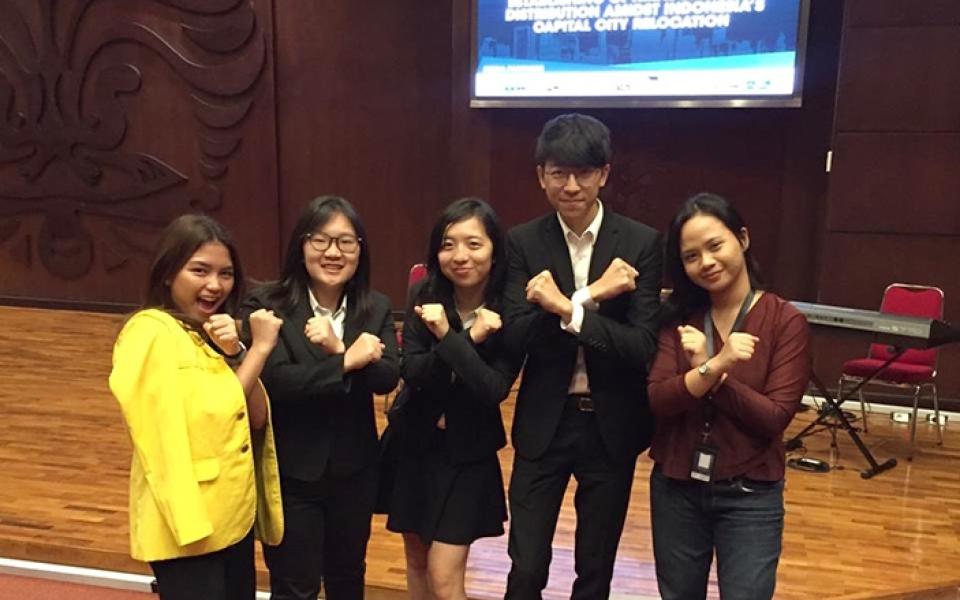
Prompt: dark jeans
<box><xmin>505</xmin><ymin>406</ymin><xmax>636</xmax><ymax>600</ymax></box>
<box><xmin>150</xmin><ymin>529</ymin><xmax>255</xmax><ymax>600</ymax></box>
<box><xmin>264</xmin><ymin>466</ymin><xmax>377</xmax><ymax>600</ymax></box>
<box><xmin>650</xmin><ymin>466</ymin><xmax>784</xmax><ymax>600</ymax></box>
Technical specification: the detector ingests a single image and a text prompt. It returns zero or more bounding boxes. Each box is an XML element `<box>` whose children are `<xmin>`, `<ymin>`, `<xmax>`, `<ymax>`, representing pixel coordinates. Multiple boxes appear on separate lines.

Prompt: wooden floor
<box><xmin>2</xmin><ymin>305</ymin><xmax>960</xmax><ymax>599</ymax></box>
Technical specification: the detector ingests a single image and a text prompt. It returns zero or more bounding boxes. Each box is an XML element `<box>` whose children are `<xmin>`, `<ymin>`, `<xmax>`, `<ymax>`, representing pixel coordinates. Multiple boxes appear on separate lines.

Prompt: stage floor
<box><xmin>1</xmin><ymin>306</ymin><xmax>959</xmax><ymax>599</ymax></box>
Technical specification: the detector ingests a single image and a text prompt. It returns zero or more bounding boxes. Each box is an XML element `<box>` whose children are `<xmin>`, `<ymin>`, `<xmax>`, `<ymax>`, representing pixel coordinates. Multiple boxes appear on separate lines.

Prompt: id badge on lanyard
<box><xmin>689</xmin><ymin>289</ymin><xmax>755</xmax><ymax>483</ymax></box>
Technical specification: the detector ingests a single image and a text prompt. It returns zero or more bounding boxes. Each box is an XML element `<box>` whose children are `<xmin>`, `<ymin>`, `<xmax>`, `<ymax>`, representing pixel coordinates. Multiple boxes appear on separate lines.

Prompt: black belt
<box><xmin>654</xmin><ymin>465</ymin><xmax>780</xmax><ymax>492</ymax></box>
<box><xmin>567</xmin><ymin>394</ymin><xmax>594</xmax><ymax>412</ymax></box>
<box><xmin>710</xmin><ymin>476</ymin><xmax>782</xmax><ymax>494</ymax></box>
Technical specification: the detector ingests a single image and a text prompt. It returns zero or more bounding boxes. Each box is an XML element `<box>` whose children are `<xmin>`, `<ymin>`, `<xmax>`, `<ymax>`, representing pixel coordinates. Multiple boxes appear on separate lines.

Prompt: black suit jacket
<box><xmin>395</xmin><ymin>284</ymin><xmax>520</xmax><ymax>465</ymax></box>
<box><xmin>503</xmin><ymin>209</ymin><xmax>662</xmax><ymax>463</ymax></box>
<box><xmin>241</xmin><ymin>289</ymin><xmax>400</xmax><ymax>480</ymax></box>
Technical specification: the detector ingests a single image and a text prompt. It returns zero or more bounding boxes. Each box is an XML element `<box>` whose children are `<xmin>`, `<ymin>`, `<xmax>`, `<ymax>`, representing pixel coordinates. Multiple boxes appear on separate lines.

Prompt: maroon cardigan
<box><xmin>647</xmin><ymin>293</ymin><xmax>811</xmax><ymax>482</ymax></box>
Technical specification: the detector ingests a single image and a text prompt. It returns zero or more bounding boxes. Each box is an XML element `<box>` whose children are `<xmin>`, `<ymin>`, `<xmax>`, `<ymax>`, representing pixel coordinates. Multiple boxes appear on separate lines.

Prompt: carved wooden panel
<box><xmin>0</xmin><ymin>0</ymin><xmax>277</xmax><ymax>305</ymax></box>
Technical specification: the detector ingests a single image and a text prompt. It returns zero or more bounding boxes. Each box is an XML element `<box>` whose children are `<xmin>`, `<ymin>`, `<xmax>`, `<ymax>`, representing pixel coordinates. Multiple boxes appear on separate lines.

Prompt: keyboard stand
<box><xmin>785</xmin><ymin>351</ymin><xmax>902</xmax><ymax>479</ymax></box>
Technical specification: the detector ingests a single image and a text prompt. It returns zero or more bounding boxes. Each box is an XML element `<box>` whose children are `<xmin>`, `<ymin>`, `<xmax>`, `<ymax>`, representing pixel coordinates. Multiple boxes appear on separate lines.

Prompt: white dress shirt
<box><xmin>557</xmin><ymin>200</ymin><xmax>604</xmax><ymax>395</ymax></box>
<box><xmin>308</xmin><ymin>289</ymin><xmax>347</xmax><ymax>341</ymax></box>
<box><xmin>458</xmin><ymin>304</ymin><xmax>482</xmax><ymax>331</ymax></box>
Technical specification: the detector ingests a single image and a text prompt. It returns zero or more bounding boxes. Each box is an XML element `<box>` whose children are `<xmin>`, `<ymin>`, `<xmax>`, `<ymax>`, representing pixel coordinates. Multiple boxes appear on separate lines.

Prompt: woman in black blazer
<box><xmin>386</xmin><ymin>198</ymin><xmax>519</xmax><ymax>600</ymax></box>
<box><xmin>241</xmin><ymin>196</ymin><xmax>399</xmax><ymax>600</ymax></box>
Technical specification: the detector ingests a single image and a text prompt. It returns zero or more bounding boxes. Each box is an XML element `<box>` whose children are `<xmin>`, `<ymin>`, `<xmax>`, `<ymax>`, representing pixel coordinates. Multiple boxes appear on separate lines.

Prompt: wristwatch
<box><xmin>697</xmin><ymin>360</ymin><xmax>711</xmax><ymax>376</ymax></box>
<box><xmin>224</xmin><ymin>341</ymin><xmax>248</xmax><ymax>367</ymax></box>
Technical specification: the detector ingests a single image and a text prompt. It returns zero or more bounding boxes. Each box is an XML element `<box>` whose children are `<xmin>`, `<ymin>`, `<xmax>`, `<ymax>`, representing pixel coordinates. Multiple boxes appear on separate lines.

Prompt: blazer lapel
<box><xmin>541</xmin><ymin>216</ymin><xmax>576</xmax><ymax>295</ymax></box>
<box><xmin>342</xmin><ymin>301</ymin><xmax>361</xmax><ymax>347</ymax></box>
<box><xmin>589</xmin><ymin>212</ymin><xmax>619</xmax><ymax>283</ymax></box>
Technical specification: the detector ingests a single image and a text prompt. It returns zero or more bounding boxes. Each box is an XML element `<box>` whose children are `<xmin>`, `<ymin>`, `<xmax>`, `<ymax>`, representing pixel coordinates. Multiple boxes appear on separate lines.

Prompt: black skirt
<box><xmin>386</xmin><ymin>428</ymin><xmax>506</xmax><ymax>545</ymax></box>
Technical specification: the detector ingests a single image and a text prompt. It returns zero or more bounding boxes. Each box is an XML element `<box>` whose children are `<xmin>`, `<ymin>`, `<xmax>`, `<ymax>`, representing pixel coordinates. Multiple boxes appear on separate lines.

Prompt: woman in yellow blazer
<box><xmin>109</xmin><ymin>215</ymin><xmax>284</xmax><ymax>600</ymax></box>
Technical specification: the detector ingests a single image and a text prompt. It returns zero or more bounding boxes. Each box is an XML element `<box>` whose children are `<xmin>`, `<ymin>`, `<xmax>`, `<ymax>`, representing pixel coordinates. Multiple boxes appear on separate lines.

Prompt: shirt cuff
<box><xmin>561</xmin><ymin>302</ymin><xmax>585</xmax><ymax>334</ymax></box>
<box><xmin>572</xmin><ymin>287</ymin><xmax>599</xmax><ymax>312</ymax></box>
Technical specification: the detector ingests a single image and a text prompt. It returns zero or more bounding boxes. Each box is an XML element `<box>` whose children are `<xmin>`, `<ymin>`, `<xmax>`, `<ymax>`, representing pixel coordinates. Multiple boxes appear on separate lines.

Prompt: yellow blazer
<box><xmin>109</xmin><ymin>309</ymin><xmax>283</xmax><ymax>562</ymax></box>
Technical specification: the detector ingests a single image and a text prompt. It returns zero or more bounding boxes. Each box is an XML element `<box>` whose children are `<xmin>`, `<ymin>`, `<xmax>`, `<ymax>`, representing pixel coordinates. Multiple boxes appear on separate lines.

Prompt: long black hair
<box><xmin>414</xmin><ymin>197</ymin><xmax>506</xmax><ymax>313</ymax></box>
<box><xmin>144</xmin><ymin>214</ymin><xmax>245</xmax><ymax>328</ymax></box>
<box><xmin>260</xmin><ymin>196</ymin><xmax>373</xmax><ymax>323</ymax></box>
<box><xmin>663</xmin><ymin>192</ymin><xmax>764</xmax><ymax>323</ymax></box>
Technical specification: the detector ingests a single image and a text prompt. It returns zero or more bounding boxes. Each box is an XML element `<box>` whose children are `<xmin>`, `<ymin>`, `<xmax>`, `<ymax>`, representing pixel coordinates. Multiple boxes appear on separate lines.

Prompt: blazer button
<box><xmin>237</xmin><ymin>412</ymin><xmax>245</xmax><ymax>421</ymax></box>
<box><xmin>240</xmin><ymin>444</ymin><xmax>250</xmax><ymax>453</ymax></box>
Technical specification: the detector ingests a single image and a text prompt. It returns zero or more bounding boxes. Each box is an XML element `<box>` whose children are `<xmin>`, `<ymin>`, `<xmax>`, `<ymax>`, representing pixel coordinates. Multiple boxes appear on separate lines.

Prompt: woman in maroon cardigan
<box><xmin>647</xmin><ymin>193</ymin><xmax>811</xmax><ymax>600</ymax></box>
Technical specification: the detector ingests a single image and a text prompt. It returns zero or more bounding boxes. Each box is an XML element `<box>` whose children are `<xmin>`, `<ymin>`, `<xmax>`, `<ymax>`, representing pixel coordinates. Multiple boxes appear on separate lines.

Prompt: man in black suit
<box><xmin>503</xmin><ymin>113</ymin><xmax>662</xmax><ymax>599</ymax></box>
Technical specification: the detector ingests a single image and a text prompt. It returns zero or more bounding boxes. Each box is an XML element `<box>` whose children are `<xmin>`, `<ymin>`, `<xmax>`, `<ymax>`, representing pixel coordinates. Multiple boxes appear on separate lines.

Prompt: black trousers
<box><xmin>505</xmin><ymin>405</ymin><xmax>637</xmax><ymax>600</ymax></box>
<box><xmin>264</xmin><ymin>465</ymin><xmax>378</xmax><ymax>600</ymax></box>
<box><xmin>150</xmin><ymin>529</ymin><xmax>255</xmax><ymax>600</ymax></box>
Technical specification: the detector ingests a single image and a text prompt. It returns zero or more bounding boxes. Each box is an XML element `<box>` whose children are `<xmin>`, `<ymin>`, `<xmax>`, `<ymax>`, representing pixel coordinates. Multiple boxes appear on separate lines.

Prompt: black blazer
<box><xmin>241</xmin><ymin>288</ymin><xmax>400</xmax><ymax>480</ymax></box>
<box><xmin>503</xmin><ymin>209</ymin><xmax>662</xmax><ymax>463</ymax></box>
<box><xmin>396</xmin><ymin>283</ymin><xmax>520</xmax><ymax>465</ymax></box>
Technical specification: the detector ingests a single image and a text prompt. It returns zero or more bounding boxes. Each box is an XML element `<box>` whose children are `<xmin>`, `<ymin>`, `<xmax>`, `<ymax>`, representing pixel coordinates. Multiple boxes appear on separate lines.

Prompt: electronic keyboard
<box><xmin>791</xmin><ymin>301</ymin><xmax>960</xmax><ymax>349</ymax></box>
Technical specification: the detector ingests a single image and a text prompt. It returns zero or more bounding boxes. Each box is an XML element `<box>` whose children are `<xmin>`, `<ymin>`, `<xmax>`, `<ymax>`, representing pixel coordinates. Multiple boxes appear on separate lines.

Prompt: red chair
<box><xmin>385</xmin><ymin>264</ymin><xmax>428</xmax><ymax>412</ymax></box>
<box><xmin>396</xmin><ymin>263</ymin><xmax>427</xmax><ymax>347</ymax></box>
<box><xmin>838</xmin><ymin>283</ymin><xmax>945</xmax><ymax>458</ymax></box>
<box><xmin>408</xmin><ymin>263</ymin><xmax>428</xmax><ymax>291</ymax></box>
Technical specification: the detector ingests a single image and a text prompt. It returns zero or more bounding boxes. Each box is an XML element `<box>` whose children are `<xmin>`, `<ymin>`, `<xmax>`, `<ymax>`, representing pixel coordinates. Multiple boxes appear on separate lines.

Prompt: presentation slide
<box><xmin>474</xmin><ymin>0</ymin><xmax>804</xmax><ymax>100</ymax></box>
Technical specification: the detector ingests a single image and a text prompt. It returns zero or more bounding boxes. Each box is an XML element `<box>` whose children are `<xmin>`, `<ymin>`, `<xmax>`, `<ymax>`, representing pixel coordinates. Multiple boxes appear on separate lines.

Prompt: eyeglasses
<box><xmin>305</xmin><ymin>233</ymin><xmax>362</xmax><ymax>254</ymax></box>
<box><xmin>544</xmin><ymin>167</ymin><xmax>602</xmax><ymax>187</ymax></box>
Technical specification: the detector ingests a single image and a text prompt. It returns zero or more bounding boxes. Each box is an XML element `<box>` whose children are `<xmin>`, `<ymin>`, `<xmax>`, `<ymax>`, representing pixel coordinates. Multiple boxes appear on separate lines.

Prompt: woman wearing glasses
<box><xmin>241</xmin><ymin>196</ymin><xmax>400</xmax><ymax>600</ymax></box>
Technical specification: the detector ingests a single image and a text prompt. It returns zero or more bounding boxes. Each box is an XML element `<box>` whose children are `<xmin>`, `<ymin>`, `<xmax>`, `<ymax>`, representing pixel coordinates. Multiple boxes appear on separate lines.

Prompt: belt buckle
<box><xmin>575</xmin><ymin>395</ymin><xmax>594</xmax><ymax>412</ymax></box>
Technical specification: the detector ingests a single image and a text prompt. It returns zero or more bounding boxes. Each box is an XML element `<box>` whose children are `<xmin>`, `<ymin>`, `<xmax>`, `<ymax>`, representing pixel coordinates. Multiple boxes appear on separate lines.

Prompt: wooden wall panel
<box><xmin>772</xmin><ymin>0</ymin><xmax>845</xmax><ymax>302</ymax></box>
<box><xmin>448</xmin><ymin>0</ymin><xmax>494</xmax><ymax>204</ymax></box>
<box><xmin>482</xmin><ymin>108</ymin><xmax>790</xmax><ymax>285</ymax></box>
<box><xmin>827</xmin><ymin>134</ymin><xmax>960</xmax><ymax>234</ymax></box>
<box><xmin>836</xmin><ymin>28</ymin><xmax>960</xmax><ymax>131</ymax></box>
<box><xmin>807</xmin><ymin>234</ymin><xmax>960</xmax><ymax>394</ymax></box>
<box><xmin>846</xmin><ymin>0</ymin><xmax>960</xmax><ymax>27</ymax></box>
<box><xmin>273</xmin><ymin>1</ymin><xmax>454</xmax><ymax>303</ymax></box>
<box><xmin>0</xmin><ymin>0</ymin><xmax>279</xmax><ymax>307</ymax></box>
<box><xmin>816</xmin><ymin>235</ymin><xmax>960</xmax><ymax>317</ymax></box>
<box><xmin>820</xmin><ymin>0</ymin><xmax>960</xmax><ymax>401</ymax></box>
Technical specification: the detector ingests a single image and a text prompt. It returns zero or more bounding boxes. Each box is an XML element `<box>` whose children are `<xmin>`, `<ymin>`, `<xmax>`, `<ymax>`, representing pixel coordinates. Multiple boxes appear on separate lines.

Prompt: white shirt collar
<box><xmin>457</xmin><ymin>303</ymin><xmax>485</xmax><ymax>329</ymax></box>
<box><xmin>557</xmin><ymin>199</ymin><xmax>603</xmax><ymax>244</ymax></box>
<box><xmin>308</xmin><ymin>288</ymin><xmax>347</xmax><ymax>320</ymax></box>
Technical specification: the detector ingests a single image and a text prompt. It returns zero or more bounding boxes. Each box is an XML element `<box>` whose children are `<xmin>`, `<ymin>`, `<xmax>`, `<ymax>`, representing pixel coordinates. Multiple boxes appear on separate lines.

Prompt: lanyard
<box><xmin>700</xmin><ymin>289</ymin><xmax>755</xmax><ymax>440</ymax></box>
<box><xmin>704</xmin><ymin>289</ymin><xmax>756</xmax><ymax>358</ymax></box>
